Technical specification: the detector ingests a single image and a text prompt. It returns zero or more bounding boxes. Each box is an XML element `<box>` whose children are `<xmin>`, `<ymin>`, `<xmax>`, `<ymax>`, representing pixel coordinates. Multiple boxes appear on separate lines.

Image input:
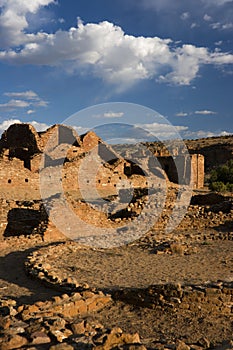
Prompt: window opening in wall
<box><xmin>24</xmin><ymin>158</ymin><xmax>31</xmax><ymax>170</ymax></box>
<box><xmin>8</xmin><ymin>179</ymin><xmax>12</xmax><ymax>184</ymax></box>
<box><xmin>25</xmin><ymin>179</ymin><xmax>29</xmax><ymax>183</ymax></box>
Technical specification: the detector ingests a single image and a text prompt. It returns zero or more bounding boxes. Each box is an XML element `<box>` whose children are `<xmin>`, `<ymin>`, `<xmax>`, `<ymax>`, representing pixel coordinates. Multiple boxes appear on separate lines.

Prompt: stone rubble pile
<box><xmin>1</xmin><ymin>289</ymin><xmax>233</xmax><ymax>350</ymax></box>
<box><xmin>113</xmin><ymin>282</ymin><xmax>233</xmax><ymax>315</ymax></box>
<box><xmin>0</xmin><ymin>295</ymin><xmax>145</xmax><ymax>349</ymax></box>
<box><xmin>22</xmin><ymin>241</ymin><xmax>233</xmax><ymax>350</ymax></box>
<box><xmin>135</xmin><ymin>194</ymin><xmax>233</xmax><ymax>252</ymax></box>
<box><xmin>25</xmin><ymin>243</ymin><xmax>91</xmax><ymax>293</ymax></box>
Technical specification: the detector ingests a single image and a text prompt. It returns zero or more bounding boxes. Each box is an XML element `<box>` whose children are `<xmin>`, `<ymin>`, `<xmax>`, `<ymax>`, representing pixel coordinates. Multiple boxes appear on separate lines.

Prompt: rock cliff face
<box><xmin>185</xmin><ymin>135</ymin><xmax>233</xmax><ymax>171</ymax></box>
<box><xmin>144</xmin><ymin>135</ymin><xmax>233</xmax><ymax>172</ymax></box>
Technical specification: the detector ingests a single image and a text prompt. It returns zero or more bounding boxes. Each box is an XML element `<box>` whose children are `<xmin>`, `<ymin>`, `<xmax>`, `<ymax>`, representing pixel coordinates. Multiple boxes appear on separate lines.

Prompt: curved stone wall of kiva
<box><xmin>25</xmin><ymin>245</ymin><xmax>233</xmax><ymax>316</ymax></box>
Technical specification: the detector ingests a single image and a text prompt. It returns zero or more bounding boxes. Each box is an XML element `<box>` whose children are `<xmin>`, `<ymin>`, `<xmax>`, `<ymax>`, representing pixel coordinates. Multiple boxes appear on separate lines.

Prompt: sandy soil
<box><xmin>0</xmin><ymin>235</ymin><xmax>232</xmax><ymax>349</ymax></box>
<box><xmin>45</xmin><ymin>241</ymin><xmax>233</xmax><ymax>290</ymax></box>
<box><xmin>0</xmin><ymin>237</ymin><xmax>60</xmax><ymax>304</ymax></box>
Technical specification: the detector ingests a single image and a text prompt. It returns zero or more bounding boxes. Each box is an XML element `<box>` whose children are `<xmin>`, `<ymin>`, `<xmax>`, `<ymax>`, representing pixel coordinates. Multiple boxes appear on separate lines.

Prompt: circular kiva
<box><xmin>25</xmin><ymin>240</ymin><xmax>233</xmax><ymax>313</ymax></box>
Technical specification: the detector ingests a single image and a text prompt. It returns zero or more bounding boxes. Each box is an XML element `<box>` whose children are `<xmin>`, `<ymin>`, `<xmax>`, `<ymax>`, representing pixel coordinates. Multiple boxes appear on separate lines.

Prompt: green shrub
<box><xmin>209</xmin><ymin>181</ymin><xmax>227</xmax><ymax>192</ymax></box>
<box><xmin>226</xmin><ymin>183</ymin><xmax>233</xmax><ymax>192</ymax></box>
<box><xmin>209</xmin><ymin>160</ymin><xmax>233</xmax><ymax>192</ymax></box>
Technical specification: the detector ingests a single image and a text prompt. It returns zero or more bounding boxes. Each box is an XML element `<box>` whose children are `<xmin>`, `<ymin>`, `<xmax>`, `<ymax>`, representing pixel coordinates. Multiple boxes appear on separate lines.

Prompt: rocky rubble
<box><xmin>135</xmin><ymin>192</ymin><xmax>233</xmax><ymax>253</ymax></box>
<box><xmin>1</xmin><ymin>192</ymin><xmax>233</xmax><ymax>349</ymax></box>
<box><xmin>113</xmin><ymin>281</ymin><xmax>233</xmax><ymax>314</ymax></box>
<box><xmin>1</xmin><ymin>292</ymin><xmax>232</xmax><ymax>349</ymax></box>
<box><xmin>0</xmin><ymin>294</ymin><xmax>145</xmax><ymax>349</ymax></box>
<box><xmin>21</xmin><ymin>236</ymin><xmax>233</xmax><ymax>350</ymax></box>
<box><xmin>25</xmin><ymin>242</ymin><xmax>91</xmax><ymax>293</ymax></box>
<box><xmin>24</xmin><ymin>242</ymin><xmax>233</xmax><ymax>317</ymax></box>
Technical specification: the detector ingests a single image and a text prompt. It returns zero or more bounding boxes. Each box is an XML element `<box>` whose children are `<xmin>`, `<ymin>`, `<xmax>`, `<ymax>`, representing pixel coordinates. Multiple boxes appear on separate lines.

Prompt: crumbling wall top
<box><xmin>0</xmin><ymin>123</ymin><xmax>43</xmax><ymax>155</ymax></box>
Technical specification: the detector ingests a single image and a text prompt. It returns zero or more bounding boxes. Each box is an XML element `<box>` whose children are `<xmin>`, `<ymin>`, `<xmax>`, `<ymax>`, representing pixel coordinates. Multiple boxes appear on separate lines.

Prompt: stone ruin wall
<box><xmin>0</xmin><ymin>123</ymin><xmax>205</xmax><ymax>240</ymax></box>
<box><xmin>158</xmin><ymin>154</ymin><xmax>204</xmax><ymax>189</ymax></box>
<box><xmin>0</xmin><ymin>123</ymin><xmax>205</xmax><ymax>196</ymax></box>
<box><xmin>0</xmin><ymin>198</ymin><xmax>46</xmax><ymax>238</ymax></box>
<box><xmin>0</xmin><ymin>158</ymin><xmax>40</xmax><ymax>200</ymax></box>
<box><xmin>190</xmin><ymin>154</ymin><xmax>205</xmax><ymax>190</ymax></box>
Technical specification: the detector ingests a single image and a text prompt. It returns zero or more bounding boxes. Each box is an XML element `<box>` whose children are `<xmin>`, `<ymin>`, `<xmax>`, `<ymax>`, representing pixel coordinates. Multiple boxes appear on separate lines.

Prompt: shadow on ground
<box><xmin>0</xmin><ymin>242</ymin><xmax>64</xmax><ymax>305</ymax></box>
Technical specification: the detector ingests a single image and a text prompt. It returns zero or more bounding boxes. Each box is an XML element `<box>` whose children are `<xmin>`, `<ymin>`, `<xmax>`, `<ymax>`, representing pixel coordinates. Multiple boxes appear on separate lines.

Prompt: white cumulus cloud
<box><xmin>0</xmin><ymin>2</ymin><xmax>233</xmax><ymax>87</ymax></box>
<box><xmin>30</xmin><ymin>120</ymin><xmax>50</xmax><ymax>131</ymax></box>
<box><xmin>136</xmin><ymin>122</ymin><xmax>188</xmax><ymax>140</ymax></box>
<box><xmin>211</xmin><ymin>21</ymin><xmax>233</xmax><ymax>30</ymax></box>
<box><xmin>176</xmin><ymin>112</ymin><xmax>189</xmax><ymax>117</ymax></box>
<box><xmin>27</xmin><ymin>110</ymin><xmax>35</xmax><ymax>115</ymax></box>
<box><xmin>0</xmin><ymin>99</ymin><xmax>30</xmax><ymax>110</ymax></box>
<box><xmin>0</xmin><ymin>0</ymin><xmax>55</xmax><ymax>47</ymax></box>
<box><xmin>191</xmin><ymin>23</ymin><xmax>198</xmax><ymax>29</ymax></box>
<box><xmin>203</xmin><ymin>14</ymin><xmax>212</xmax><ymax>21</ymax></box>
<box><xmin>4</xmin><ymin>90</ymin><xmax>40</xmax><ymax>100</ymax></box>
<box><xmin>183</xmin><ymin>129</ymin><xmax>231</xmax><ymax>139</ymax></box>
<box><xmin>34</xmin><ymin>99</ymin><xmax>49</xmax><ymax>107</ymax></box>
<box><xmin>222</xmin><ymin>22</ymin><xmax>233</xmax><ymax>29</ymax></box>
<box><xmin>181</xmin><ymin>12</ymin><xmax>190</xmax><ymax>20</ymax></box>
<box><xmin>195</xmin><ymin>110</ymin><xmax>217</xmax><ymax>115</ymax></box>
<box><xmin>72</xmin><ymin>125</ymin><xmax>89</xmax><ymax>135</ymax></box>
<box><xmin>0</xmin><ymin>90</ymin><xmax>48</xmax><ymax>112</ymax></box>
<box><xmin>103</xmin><ymin>112</ymin><xmax>124</xmax><ymax>118</ymax></box>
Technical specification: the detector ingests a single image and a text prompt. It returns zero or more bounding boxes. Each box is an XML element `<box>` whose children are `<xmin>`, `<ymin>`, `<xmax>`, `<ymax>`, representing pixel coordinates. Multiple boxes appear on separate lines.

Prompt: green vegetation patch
<box><xmin>209</xmin><ymin>160</ymin><xmax>233</xmax><ymax>192</ymax></box>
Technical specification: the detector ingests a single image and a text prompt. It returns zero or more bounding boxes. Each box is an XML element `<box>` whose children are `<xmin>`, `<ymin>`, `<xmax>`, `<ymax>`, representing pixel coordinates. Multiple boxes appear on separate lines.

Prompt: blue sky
<box><xmin>0</xmin><ymin>0</ymin><xmax>232</xmax><ymax>139</ymax></box>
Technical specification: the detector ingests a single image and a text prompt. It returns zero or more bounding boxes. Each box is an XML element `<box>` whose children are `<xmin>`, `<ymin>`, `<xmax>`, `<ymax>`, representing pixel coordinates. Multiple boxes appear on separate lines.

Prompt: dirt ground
<box><xmin>0</xmin><ymin>190</ymin><xmax>233</xmax><ymax>349</ymax></box>
<box><xmin>0</xmin><ymin>237</ymin><xmax>60</xmax><ymax>304</ymax></box>
<box><xmin>0</xmin><ymin>231</ymin><xmax>233</xmax><ymax>349</ymax></box>
<box><xmin>39</xmin><ymin>241</ymin><xmax>233</xmax><ymax>289</ymax></box>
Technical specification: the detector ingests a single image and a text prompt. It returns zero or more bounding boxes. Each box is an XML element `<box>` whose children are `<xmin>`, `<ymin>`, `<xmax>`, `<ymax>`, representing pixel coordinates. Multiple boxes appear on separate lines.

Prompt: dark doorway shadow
<box><xmin>4</xmin><ymin>208</ymin><xmax>48</xmax><ymax>237</ymax></box>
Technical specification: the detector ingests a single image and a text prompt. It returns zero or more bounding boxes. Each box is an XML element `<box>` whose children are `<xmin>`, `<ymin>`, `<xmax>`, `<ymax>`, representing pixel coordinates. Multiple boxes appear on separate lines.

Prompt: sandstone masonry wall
<box><xmin>0</xmin><ymin>123</ymin><xmax>207</xmax><ymax>240</ymax></box>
